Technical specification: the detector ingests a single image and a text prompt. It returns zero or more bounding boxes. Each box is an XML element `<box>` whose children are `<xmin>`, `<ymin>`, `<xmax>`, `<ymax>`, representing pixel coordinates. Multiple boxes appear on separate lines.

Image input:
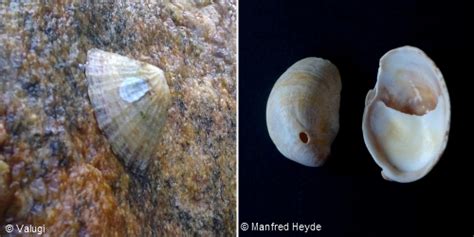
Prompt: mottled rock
<box><xmin>0</xmin><ymin>0</ymin><xmax>236</xmax><ymax>236</ymax></box>
<box><xmin>0</xmin><ymin>122</ymin><xmax>6</xmax><ymax>146</ymax></box>
<box><xmin>0</xmin><ymin>160</ymin><xmax>12</xmax><ymax>215</ymax></box>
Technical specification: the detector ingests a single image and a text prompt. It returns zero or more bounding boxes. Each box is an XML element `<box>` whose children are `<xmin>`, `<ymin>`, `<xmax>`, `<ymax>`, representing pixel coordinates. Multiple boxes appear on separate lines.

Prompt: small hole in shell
<box><xmin>299</xmin><ymin>132</ymin><xmax>309</xmax><ymax>144</ymax></box>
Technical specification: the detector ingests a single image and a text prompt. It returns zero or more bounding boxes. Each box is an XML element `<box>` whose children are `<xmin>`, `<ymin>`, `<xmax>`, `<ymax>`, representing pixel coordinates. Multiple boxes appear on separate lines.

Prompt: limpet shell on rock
<box><xmin>86</xmin><ymin>49</ymin><xmax>171</xmax><ymax>171</ymax></box>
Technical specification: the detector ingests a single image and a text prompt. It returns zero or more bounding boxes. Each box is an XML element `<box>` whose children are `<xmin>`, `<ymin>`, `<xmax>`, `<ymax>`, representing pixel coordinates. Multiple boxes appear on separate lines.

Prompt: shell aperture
<box><xmin>85</xmin><ymin>48</ymin><xmax>171</xmax><ymax>171</ymax></box>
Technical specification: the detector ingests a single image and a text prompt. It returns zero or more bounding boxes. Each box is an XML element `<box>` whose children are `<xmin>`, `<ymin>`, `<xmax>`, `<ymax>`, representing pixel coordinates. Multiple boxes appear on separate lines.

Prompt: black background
<box><xmin>239</xmin><ymin>0</ymin><xmax>473</xmax><ymax>236</ymax></box>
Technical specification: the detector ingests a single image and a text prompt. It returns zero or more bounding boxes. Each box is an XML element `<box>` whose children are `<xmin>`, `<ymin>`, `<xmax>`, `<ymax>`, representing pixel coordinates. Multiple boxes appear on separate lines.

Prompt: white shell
<box><xmin>362</xmin><ymin>46</ymin><xmax>450</xmax><ymax>182</ymax></box>
<box><xmin>266</xmin><ymin>57</ymin><xmax>341</xmax><ymax>167</ymax></box>
<box><xmin>119</xmin><ymin>77</ymin><xmax>151</xmax><ymax>103</ymax></box>
<box><xmin>86</xmin><ymin>49</ymin><xmax>171</xmax><ymax>171</ymax></box>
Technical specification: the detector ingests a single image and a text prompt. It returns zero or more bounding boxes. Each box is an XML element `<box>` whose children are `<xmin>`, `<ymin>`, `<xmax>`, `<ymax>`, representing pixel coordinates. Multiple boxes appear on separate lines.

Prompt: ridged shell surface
<box><xmin>362</xmin><ymin>46</ymin><xmax>450</xmax><ymax>183</ymax></box>
<box><xmin>266</xmin><ymin>57</ymin><xmax>341</xmax><ymax>167</ymax></box>
<box><xmin>86</xmin><ymin>48</ymin><xmax>171</xmax><ymax>171</ymax></box>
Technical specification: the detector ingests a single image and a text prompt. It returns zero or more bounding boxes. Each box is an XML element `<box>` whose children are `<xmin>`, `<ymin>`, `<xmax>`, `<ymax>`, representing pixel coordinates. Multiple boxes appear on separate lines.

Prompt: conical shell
<box><xmin>362</xmin><ymin>46</ymin><xmax>450</xmax><ymax>183</ymax></box>
<box><xmin>86</xmin><ymin>49</ymin><xmax>171</xmax><ymax>171</ymax></box>
<box><xmin>266</xmin><ymin>57</ymin><xmax>341</xmax><ymax>167</ymax></box>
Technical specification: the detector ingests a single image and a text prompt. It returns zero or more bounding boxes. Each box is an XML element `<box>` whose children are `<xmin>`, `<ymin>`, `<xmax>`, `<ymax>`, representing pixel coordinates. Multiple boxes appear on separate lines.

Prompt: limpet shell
<box><xmin>86</xmin><ymin>49</ymin><xmax>171</xmax><ymax>171</ymax></box>
<box><xmin>266</xmin><ymin>57</ymin><xmax>341</xmax><ymax>167</ymax></box>
<box><xmin>362</xmin><ymin>46</ymin><xmax>450</xmax><ymax>183</ymax></box>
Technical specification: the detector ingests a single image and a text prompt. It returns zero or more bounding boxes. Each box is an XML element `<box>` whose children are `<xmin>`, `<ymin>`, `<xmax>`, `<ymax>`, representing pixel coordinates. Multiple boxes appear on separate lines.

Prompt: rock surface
<box><xmin>0</xmin><ymin>1</ymin><xmax>236</xmax><ymax>236</ymax></box>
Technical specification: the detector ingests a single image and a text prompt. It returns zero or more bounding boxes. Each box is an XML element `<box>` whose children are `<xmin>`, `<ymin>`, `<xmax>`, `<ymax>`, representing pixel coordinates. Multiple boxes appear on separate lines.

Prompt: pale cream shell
<box><xmin>362</xmin><ymin>46</ymin><xmax>450</xmax><ymax>183</ymax></box>
<box><xmin>86</xmin><ymin>49</ymin><xmax>171</xmax><ymax>171</ymax></box>
<box><xmin>266</xmin><ymin>57</ymin><xmax>341</xmax><ymax>167</ymax></box>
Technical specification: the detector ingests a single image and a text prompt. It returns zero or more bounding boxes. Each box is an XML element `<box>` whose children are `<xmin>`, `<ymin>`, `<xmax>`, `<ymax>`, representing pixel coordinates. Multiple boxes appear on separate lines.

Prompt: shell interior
<box><xmin>363</xmin><ymin>46</ymin><xmax>450</xmax><ymax>182</ymax></box>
